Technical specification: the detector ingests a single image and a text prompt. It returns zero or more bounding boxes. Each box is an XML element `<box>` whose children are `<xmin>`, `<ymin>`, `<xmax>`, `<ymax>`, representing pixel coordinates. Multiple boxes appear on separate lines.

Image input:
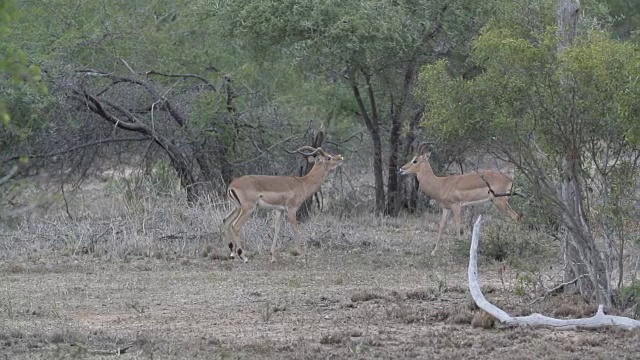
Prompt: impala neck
<box><xmin>415</xmin><ymin>160</ymin><xmax>445</xmax><ymax>199</ymax></box>
<box><xmin>301</xmin><ymin>162</ymin><xmax>332</xmax><ymax>194</ymax></box>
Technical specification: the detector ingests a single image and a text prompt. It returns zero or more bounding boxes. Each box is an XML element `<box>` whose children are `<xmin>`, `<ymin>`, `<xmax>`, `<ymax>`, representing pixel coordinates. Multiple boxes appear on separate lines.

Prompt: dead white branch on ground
<box><xmin>468</xmin><ymin>215</ymin><xmax>640</xmax><ymax>330</ymax></box>
<box><xmin>0</xmin><ymin>165</ymin><xmax>17</xmax><ymax>186</ymax></box>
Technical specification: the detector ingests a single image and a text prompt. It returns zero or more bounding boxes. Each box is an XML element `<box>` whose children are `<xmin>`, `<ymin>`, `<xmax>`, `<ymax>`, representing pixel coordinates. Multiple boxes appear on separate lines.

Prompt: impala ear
<box><xmin>423</xmin><ymin>144</ymin><xmax>434</xmax><ymax>157</ymax></box>
<box><xmin>307</xmin><ymin>156</ymin><xmax>316</xmax><ymax>163</ymax></box>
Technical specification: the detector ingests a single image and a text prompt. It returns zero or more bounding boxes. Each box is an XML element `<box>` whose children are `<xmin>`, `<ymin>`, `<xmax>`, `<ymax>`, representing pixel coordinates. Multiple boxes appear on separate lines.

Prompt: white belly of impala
<box><xmin>256</xmin><ymin>197</ymin><xmax>287</xmax><ymax>211</ymax></box>
<box><xmin>462</xmin><ymin>198</ymin><xmax>491</xmax><ymax>207</ymax></box>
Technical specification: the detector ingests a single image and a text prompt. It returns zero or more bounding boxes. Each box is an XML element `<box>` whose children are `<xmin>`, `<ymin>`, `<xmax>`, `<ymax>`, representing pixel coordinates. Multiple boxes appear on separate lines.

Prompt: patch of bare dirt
<box><xmin>0</xmin><ymin>246</ymin><xmax>638</xmax><ymax>359</ymax></box>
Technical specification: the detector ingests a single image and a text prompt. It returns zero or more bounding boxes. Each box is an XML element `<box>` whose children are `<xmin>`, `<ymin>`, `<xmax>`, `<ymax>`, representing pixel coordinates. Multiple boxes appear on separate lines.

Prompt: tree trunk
<box><xmin>386</xmin><ymin>110</ymin><xmax>402</xmax><ymax>216</ymax></box>
<box><xmin>348</xmin><ymin>66</ymin><xmax>385</xmax><ymax>213</ymax></box>
<box><xmin>556</xmin><ymin>0</ymin><xmax>611</xmax><ymax>305</ymax></box>
<box><xmin>218</xmin><ymin>75</ymin><xmax>238</xmax><ymax>188</ymax></box>
<box><xmin>560</xmin><ymin>152</ymin><xmax>612</xmax><ymax>305</ymax></box>
<box><xmin>214</xmin><ymin>134</ymin><xmax>234</xmax><ymax>186</ymax></box>
<box><xmin>386</xmin><ymin>62</ymin><xmax>417</xmax><ymax>216</ymax></box>
<box><xmin>400</xmin><ymin>105</ymin><xmax>425</xmax><ymax>212</ymax></box>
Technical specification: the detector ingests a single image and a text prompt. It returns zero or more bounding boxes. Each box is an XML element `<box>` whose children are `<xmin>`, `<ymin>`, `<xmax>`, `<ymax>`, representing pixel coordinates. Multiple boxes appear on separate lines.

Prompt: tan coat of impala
<box><xmin>399</xmin><ymin>143</ymin><xmax>522</xmax><ymax>255</ymax></box>
<box><xmin>222</xmin><ymin>146</ymin><xmax>343</xmax><ymax>262</ymax></box>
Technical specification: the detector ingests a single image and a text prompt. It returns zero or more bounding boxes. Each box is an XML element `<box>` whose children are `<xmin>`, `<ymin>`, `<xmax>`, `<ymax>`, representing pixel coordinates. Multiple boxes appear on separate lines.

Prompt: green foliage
<box><xmin>7</xmin><ymin>0</ymin><xmax>357</xmax><ymax>149</ymax></box>
<box><xmin>0</xmin><ymin>0</ymin><xmax>44</xmax><ymax>126</ymax></box>
<box><xmin>417</xmin><ymin>61</ymin><xmax>478</xmax><ymax>142</ymax></box>
<box><xmin>605</xmin><ymin>0</ymin><xmax>640</xmax><ymax>40</ymax></box>
<box><xmin>216</xmin><ymin>0</ymin><xmax>488</xmax><ymax>77</ymax></box>
<box><xmin>617</xmin><ymin>279</ymin><xmax>640</xmax><ymax>314</ymax></box>
<box><xmin>418</xmin><ymin>15</ymin><xmax>640</xmax><ymax>153</ymax></box>
<box><xmin>561</xmin><ymin>32</ymin><xmax>640</xmax><ymax>142</ymax></box>
<box><xmin>219</xmin><ymin>0</ymin><xmax>421</xmax><ymax>68</ymax></box>
<box><xmin>8</xmin><ymin>0</ymin><xmax>250</xmax><ymax>78</ymax></box>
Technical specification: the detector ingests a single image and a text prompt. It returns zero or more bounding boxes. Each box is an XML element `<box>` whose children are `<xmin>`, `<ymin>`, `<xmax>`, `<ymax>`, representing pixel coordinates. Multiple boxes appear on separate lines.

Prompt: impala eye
<box><xmin>412</xmin><ymin>160</ymin><xmax>417</xmax><ymax>164</ymax></box>
<box><xmin>328</xmin><ymin>156</ymin><xmax>332</xmax><ymax>160</ymax></box>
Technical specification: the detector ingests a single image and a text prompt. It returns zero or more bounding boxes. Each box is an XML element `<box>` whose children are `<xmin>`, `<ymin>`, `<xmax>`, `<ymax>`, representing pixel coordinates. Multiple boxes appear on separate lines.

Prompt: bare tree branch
<box><xmin>142</xmin><ymin>70</ymin><xmax>217</xmax><ymax>91</ymax></box>
<box><xmin>1</xmin><ymin>137</ymin><xmax>151</xmax><ymax>165</ymax></box>
<box><xmin>232</xmin><ymin>134</ymin><xmax>301</xmax><ymax>166</ymax></box>
<box><xmin>75</xmin><ymin>69</ymin><xmax>188</xmax><ymax>126</ymax></box>
<box><xmin>528</xmin><ymin>275</ymin><xmax>587</xmax><ymax>306</ymax></box>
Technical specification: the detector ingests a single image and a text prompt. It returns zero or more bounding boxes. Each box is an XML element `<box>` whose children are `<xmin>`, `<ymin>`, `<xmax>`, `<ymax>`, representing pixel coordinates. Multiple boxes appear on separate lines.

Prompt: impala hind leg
<box><xmin>433</xmin><ymin>208</ymin><xmax>452</xmax><ymax>256</ymax></box>
<box><xmin>270</xmin><ymin>210</ymin><xmax>284</xmax><ymax>263</ymax></box>
<box><xmin>222</xmin><ymin>207</ymin><xmax>241</xmax><ymax>259</ymax></box>
<box><xmin>231</xmin><ymin>206</ymin><xmax>253</xmax><ymax>262</ymax></box>
<box><xmin>452</xmin><ymin>204</ymin><xmax>463</xmax><ymax>239</ymax></box>
<box><xmin>287</xmin><ymin>208</ymin><xmax>304</xmax><ymax>256</ymax></box>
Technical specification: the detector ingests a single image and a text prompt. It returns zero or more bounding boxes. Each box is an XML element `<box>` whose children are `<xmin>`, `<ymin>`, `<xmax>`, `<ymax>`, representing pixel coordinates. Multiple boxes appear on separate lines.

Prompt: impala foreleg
<box><xmin>270</xmin><ymin>210</ymin><xmax>284</xmax><ymax>263</ymax></box>
<box><xmin>433</xmin><ymin>208</ymin><xmax>452</xmax><ymax>256</ymax></box>
<box><xmin>492</xmin><ymin>197</ymin><xmax>522</xmax><ymax>221</ymax></box>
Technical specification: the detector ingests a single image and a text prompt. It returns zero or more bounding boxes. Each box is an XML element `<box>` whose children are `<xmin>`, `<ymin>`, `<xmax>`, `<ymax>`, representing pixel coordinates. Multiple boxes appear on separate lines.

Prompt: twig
<box><xmin>156</xmin><ymin>232</ymin><xmax>189</xmax><ymax>241</ymax></box>
<box><xmin>528</xmin><ymin>275</ymin><xmax>587</xmax><ymax>306</ymax></box>
<box><xmin>1</xmin><ymin>137</ymin><xmax>151</xmax><ymax>165</ymax></box>
<box><xmin>120</xmin><ymin>58</ymin><xmax>136</xmax><ymax>75</ymax></box>
<box><xmin>232</xmin><ymin>134</ymin><xmax>301</xmax><ymax>165</ymax></box>
<box><xmin>325</xmin><ymin>131</ymin><xmax>363</xmax><ymax>149</ymax></box>
<box><xmin>142</xmin><ymin>70</ymin><xmax>217</xmax><ymax>91</ymax></box>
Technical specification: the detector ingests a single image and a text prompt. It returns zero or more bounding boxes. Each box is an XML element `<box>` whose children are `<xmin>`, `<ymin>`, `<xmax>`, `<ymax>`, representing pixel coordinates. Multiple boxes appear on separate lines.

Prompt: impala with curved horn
<box><xmin>399</xmin><ymin>142</ymin><xmax>522</xmax><ymax>255</ymax></box>
<box><xmin>222</xmin><ymin>146</ymin><xmax>343</xmax><ymax>262</ymax></box>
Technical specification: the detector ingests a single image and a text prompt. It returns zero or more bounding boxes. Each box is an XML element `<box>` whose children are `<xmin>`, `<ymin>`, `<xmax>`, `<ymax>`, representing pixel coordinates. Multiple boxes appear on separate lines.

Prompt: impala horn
<box><xmin>417</xmin><ymin>142</ymin><xmax>433</xmax><ymax>155</ymax></box>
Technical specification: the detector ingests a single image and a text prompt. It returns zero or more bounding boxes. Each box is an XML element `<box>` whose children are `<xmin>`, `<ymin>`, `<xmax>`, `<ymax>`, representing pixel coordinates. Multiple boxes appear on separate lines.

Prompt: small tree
<box><xmin>418</xmin><ymin>0</ymin><xmax>640</xmax><ymax>304</ymax></box>
<box><xmin>0</xmin><ymin>0</ymin><xmax>47</xmax><ymax>216</ymax></box>
<box><xmin>2</xmin><ymin>0</ymin><xmax>308</xmax><ymax>200</ymax></box>
<box><xmin>215</xmin><ymin>0</ymin><xmax>485</xmax><ymax>214</ymax></box>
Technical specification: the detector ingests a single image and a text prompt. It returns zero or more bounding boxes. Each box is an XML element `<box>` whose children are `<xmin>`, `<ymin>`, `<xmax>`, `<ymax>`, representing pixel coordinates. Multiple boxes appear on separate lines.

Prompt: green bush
<box><xmin>617</xmin><ymin>279</ymin><xmax>640</xmax><ymax>317</ymax></box>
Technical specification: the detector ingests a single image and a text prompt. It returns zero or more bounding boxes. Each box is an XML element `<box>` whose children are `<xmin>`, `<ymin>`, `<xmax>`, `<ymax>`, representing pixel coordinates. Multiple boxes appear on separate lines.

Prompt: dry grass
<box><xmin>406</xmin><ymin>289</ymin><xmax>436</xmax><ymax>301</ymax></box>
<box><xmin>471</xmin><ymin>311</ymin><xmax>497</xmax><ymax>329</ymax></box>
<box><xmin>0</xmin><ymin>173</ymin><xmax>638</xmax><ymax>359</ymax></box>
<box><xmin>351</xmin><ymin>291</ymin><xmax>385</xmax><ymax>303</ymax></box>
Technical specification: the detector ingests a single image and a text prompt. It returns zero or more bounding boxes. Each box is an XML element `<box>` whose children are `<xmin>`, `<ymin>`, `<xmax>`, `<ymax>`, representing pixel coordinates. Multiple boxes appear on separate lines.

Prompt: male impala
<box><xmin>222</xmin><ymin>146</ymin><xmax>343</xmax><ymax>262</ymax></box>
<box><xmin>399</xmin><ymin>142</ymin><xmax>522</xmax><ymax>255</ymax></box>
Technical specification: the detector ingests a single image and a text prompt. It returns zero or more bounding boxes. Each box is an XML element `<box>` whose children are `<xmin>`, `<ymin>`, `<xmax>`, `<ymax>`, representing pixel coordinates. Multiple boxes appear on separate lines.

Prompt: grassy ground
<box><xmin>1</xmin><ymin>177</ymin><xmax>639</xmax><ymax>359</ymax></box>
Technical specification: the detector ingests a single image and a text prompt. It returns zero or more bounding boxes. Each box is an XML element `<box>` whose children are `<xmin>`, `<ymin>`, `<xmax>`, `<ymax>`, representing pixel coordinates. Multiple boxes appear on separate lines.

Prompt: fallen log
<box><xmin>468</xmin><ymin>215</ymin><xmax>640</xmax><ymax>330</ymax></box>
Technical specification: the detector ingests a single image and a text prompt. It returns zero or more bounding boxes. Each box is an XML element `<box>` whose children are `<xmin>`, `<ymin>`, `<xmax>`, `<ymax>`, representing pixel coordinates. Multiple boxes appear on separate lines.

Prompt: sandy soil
<box><xmin>1</xmin><ymin>242</ymin><xmax>639</xmax><ymax>360</ymax></box>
